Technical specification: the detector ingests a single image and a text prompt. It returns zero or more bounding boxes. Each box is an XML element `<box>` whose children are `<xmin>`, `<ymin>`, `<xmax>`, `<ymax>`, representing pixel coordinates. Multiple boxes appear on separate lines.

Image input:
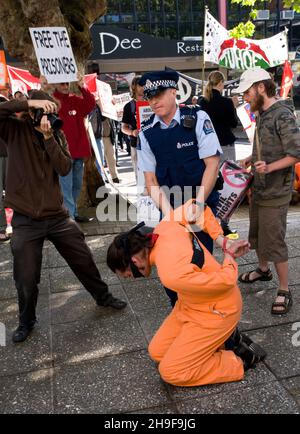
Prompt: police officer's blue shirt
<box><xmin>137</xmin><ymin>107</ymin><xmax>222</xmax><ymax>173</ymax></box>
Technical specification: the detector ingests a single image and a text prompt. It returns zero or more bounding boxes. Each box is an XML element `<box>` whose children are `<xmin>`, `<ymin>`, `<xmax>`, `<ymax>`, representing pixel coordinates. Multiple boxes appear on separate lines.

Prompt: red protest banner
<box><xmin>280</xmin><ymin>60</ymin><xmax>293</xmax><ymax>99</ymax></box>
<box><xmin>7</xmin><ymin>65</ymin><xmax>41</xmax><ymax>95</ymax></box>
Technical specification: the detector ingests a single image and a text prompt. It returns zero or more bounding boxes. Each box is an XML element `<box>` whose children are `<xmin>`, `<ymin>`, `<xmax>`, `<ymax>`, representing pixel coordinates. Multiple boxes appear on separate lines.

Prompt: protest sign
<box><xmin>84</xmin><ymin>73</ymin><xmax>97</xmax><ymax>96</ymax></box>
<box><xmin>216</xmin><ymin>160</ymin><xmax>253</xmax><ymax>222</ymax></box>
<box><xmin>6</xmin><ymin>65</ymin><xmax>41</xmax><ymax>95</ymax></box>
<box><xmin>29</xmin><ymin>27</ymin><xmax>78</xmax><ymax>84</ymax></box>
<box><xmin>112</xmin><ymin>92</ymin><xmax>131</xmax><ymax>121</ymax></box>
<box><xmin>136</xmin><ymin>101</ymin><xmax>153</xmax><ymax>129</ymax></box>
<box><xmin>236</xmin><ymin>102</ymin><xmax>256</xmax><ymax>145</ymax></box>
<box><xmin>96</xmin><ymin>79</ymin><xmax>118</xmax><ymax>120</ymax></box>
<box><xmin>0</xmin><ymin>50</ymin><xmax>8</xmax><ymax>89</ymax></box>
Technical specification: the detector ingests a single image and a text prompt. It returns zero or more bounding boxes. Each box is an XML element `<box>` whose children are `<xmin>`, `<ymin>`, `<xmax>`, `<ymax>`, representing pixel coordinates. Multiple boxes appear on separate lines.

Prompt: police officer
<box><xmin>137</xmin><ymin>70</ymin><xmax>222</xmax><ymax>306</ymax></box>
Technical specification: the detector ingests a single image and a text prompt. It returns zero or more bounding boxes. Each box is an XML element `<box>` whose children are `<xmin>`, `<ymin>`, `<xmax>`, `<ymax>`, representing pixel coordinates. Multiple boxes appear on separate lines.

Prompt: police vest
<box><xmin>141</xmin><ymin>106</ymin><xmax>219</xmax><ymax>209</ymax></box>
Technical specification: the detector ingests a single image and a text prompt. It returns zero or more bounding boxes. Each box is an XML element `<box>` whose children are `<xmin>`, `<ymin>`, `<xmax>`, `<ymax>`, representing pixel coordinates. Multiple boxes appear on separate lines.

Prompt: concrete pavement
<box><xmin>1</xmin><ymin>148</ymin><xmax>300</xmax><ymax>414</ymax></box>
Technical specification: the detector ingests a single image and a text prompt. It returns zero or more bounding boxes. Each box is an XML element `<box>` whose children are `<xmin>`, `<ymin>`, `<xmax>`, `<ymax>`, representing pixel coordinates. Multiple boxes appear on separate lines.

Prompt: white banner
<box><xmin>97</xmin><ymin>79</ymin><xmax>118</xmax><ymax>120</ymax></box>
<box><xmin>204</xmin><ymin>11</ymin><xmax>288</xmax><ymax>70</ymax></box>
<box><xmin>236</xmin><ymin>102</ymin><xmax>256</xmax><ymax>145</ymax></box>
<box><xmin>29</xmin><ymin>27</ymin><xmax>78</xmax><ymax>83</ymax></box>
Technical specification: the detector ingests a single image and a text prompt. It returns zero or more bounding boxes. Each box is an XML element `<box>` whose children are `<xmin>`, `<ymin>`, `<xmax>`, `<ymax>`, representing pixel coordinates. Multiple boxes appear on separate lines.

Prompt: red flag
<box><xmin>84</xmin><ymin>73</ymin><xmax>97</xmax><ymax>95</ymax></box>
<box><xmin>280</xmin><ymin>60</ymin><xmax>293</xmax><ymax>99</ymax></box>
<box><xmin>6</xmin><ymin>65</ymin><xmax>41</xmax><ymax>95</ymax></box>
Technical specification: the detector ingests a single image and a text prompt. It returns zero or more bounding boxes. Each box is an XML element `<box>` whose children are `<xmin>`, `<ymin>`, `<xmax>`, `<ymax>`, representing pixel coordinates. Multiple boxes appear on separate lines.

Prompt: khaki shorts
<box><xmin>248</xmin><ymin>201</ymin><xmax>289</xmax><ymax>263</ymax></box>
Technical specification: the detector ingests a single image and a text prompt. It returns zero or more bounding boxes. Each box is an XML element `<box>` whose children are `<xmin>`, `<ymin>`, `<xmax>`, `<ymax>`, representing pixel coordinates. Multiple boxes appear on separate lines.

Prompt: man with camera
<box><xmin>0</xmin><ymin>90</ymin><xmax>127</xmax><ymax>343</ymax></box>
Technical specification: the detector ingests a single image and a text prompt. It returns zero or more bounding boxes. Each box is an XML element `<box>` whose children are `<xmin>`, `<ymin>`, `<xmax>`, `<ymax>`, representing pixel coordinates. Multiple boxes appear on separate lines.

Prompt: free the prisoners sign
<box><xmin>29</xmin><ymin>27</ymin><xmax>78</xmax><ymax>84</ymax></box>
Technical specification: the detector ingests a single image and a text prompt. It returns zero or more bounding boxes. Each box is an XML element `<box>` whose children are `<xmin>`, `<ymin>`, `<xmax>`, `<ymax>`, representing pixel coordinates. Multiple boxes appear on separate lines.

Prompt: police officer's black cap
<box><xmin>139</xmin><ymin>70</ymin><xmax>179</xmax><ymax>98</ymax></box>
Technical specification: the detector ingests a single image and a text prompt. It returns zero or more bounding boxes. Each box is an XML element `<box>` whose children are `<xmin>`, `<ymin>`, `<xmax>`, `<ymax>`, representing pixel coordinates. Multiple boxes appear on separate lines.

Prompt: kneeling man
<box><xmin>107</xmin><ymin>201</ymin><xmax>266</xmax><ymax>387</ymax></box>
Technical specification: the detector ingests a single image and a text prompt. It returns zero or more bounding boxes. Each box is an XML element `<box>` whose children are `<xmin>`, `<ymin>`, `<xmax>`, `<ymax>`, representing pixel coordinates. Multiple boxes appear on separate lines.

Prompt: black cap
<box><xmin>139</xmin><ymin>70</ymin><xmax>179</xmax><ymax>98</ymax></box>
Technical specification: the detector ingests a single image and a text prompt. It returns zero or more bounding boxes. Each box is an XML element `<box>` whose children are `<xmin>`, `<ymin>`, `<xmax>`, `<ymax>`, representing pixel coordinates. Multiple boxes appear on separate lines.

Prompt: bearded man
<box><xmin>236</xmin><ymin>68</ymin><xmax>300</xmax><ymax>315</ymax></box>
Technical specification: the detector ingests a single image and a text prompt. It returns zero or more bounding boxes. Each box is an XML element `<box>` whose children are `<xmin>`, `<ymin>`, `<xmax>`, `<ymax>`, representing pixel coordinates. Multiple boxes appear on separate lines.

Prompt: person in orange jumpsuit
<box><xmin>107</xmin><ymin>200</ymin><xmax>267</xmax><ymax>387</ymax></box>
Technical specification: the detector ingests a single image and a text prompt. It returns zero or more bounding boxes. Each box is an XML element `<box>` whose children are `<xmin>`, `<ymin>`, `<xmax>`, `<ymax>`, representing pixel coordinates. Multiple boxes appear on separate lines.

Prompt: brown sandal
<box><xmin>271</xmin><ymin>290</ymin><xmax>293</xmax><ymax>315</ymax></box>
<box><xmin>238</xmin><ymin>267</ymin><xmax>273</xmax><ymax>284</ymax></box>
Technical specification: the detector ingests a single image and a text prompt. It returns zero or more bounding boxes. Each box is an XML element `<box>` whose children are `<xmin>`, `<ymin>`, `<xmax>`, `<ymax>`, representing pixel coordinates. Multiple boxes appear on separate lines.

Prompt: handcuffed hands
<box><xmin>224</xmin><ymin>239</ymin><xmax>250</xmax><ymax>258</ymax></box>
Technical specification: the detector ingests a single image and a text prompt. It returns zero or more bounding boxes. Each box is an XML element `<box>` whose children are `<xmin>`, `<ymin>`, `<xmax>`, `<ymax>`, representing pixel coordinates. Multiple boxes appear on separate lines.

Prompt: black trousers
<box><xmin>11</xmin><ymin>212</ymin><xmax>110</xmax><ymax>326</ymax></box>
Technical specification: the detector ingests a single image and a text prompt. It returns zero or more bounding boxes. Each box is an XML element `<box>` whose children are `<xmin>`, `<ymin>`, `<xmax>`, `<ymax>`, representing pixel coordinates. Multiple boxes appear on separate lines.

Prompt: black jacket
<box><xmin>199</xmin><ymin>89</ymin><xmax>238</xmax><ymax>146</ymax></box>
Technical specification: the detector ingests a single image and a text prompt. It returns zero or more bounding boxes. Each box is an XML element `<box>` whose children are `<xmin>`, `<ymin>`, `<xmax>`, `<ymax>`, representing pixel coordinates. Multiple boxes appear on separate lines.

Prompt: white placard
<box><xmin>112</xmin><ymin>92</ymin><xmax>131</xmax><ymax>121</ymax></box>
<box><xmin>29</xmin><ymin>27</ymin><xmax>78</xmax><ymax>84</ymax></box>
<box><xmin>97</xmin><ymin>79</ymin><xmax>118</xmax><ymax>120</ymax></box>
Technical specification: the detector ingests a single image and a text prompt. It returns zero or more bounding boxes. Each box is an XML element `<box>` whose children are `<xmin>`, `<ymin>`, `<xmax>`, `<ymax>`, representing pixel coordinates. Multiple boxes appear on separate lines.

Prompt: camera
<box><xmin>33</xmin><ymin>108</ymin><xmax>63</xmax><ymax>131</ymax></box>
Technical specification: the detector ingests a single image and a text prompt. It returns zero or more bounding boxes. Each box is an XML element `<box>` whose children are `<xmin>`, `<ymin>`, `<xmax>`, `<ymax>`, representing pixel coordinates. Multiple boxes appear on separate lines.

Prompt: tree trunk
<box><xmin>0</xmin><ymin>0</ymin><xmax>107</xmax><ymax>75</ymax></box>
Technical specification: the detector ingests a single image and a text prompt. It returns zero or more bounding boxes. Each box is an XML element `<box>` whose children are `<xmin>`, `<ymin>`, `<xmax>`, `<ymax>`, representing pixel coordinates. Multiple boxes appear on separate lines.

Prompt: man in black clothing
<box><xmin>0</xmin><ymin>90</ymin><xmax>127</xmax><ymax>343</ymax></box>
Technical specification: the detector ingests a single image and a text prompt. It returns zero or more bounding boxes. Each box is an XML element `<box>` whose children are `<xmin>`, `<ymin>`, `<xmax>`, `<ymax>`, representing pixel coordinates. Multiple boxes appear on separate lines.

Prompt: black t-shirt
<box><xmin>199</xmin><ymin>89</ymin><xmax>238</xmax><ymax>146</ymax></box>
<box><xmin>122</xmin><ymin>100</ymin><xmax>138</xmax><ymax>147</ymax></box>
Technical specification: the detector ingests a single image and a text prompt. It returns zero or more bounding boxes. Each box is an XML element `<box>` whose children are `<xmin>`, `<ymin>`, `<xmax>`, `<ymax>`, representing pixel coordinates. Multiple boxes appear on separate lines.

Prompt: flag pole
<box><xmin>202</xmin><ymin>6</ymin><xmax>208</xmax><ymax>95</ymax></box>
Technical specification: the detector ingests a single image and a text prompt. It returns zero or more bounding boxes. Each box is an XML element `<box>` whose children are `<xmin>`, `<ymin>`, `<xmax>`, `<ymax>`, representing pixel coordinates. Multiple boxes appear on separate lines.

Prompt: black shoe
<box><xmin>12</xmin><ymin>322</ymin><xmax>35</xmax><ymax>343</ymax></box>
<box><xmin>75</xmin><ymin>215</ymin><xmax>94</xmax><ymax>223</ymax></box>
<box><xmin>112</xmin><ymin>177</ymin><xmax>120</xmax><ymax>183</ymax></box>
<box><xmin>225</xmin><ymin>328</ymin><xmax>254</xmax><ymax>351</ymax></box>
<box><xmin>234</xmin><ymin>340</ymin><xmax>267</xmax><ymax>371</ymax></box>
<box><xmin>97</xmin><ymin>295</ymin><xmax>127</xmax><ymax>310</ymax></box>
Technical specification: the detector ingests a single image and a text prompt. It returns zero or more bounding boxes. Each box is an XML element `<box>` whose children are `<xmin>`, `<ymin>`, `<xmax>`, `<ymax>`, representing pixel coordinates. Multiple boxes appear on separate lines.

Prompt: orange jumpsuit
<box><xmin>294</xmin><ymin>162</ymin><xmax>300</xmax><ymax>192</ymax></box>
<box><xmin>148</xmin><ymin>202</ymin><xmax>244</xmax><ymax>387</ymax></box>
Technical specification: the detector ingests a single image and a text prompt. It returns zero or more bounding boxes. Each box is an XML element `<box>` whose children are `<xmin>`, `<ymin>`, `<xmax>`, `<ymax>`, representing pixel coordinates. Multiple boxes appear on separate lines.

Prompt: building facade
<box><xmin>89</xmin><ymin>0</ymin><xmax>300</xmax><ymax>76</ymax></box>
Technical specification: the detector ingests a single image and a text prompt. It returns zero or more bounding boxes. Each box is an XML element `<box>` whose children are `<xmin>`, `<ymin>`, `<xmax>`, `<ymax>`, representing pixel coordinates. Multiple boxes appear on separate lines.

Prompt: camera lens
<box><xmin>47</xmin><ymin>114</ymin><xmax>63</xmax><ymax>130</ymax></box>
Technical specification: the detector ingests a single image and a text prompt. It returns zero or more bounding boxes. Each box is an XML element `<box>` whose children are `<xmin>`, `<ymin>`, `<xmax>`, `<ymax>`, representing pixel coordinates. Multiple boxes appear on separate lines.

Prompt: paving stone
<box><xmin>50</xmin><ymin>284</ymin><xmax>129</xmax><ymax>324</ymax></box>
<box><xmin>0</xmin><ymin>242</ymin><xmax>13</xmax><ymax>273</ymax></box>
<box><xmin>177</xmin><ymin>382</ymin><xmax>299</xmax><ymax>414</ymax></box>
<box><xmin>0</xmin><ymin>270</ymin><xmax>50</xmax><ymax>301</ymax></box>
<box><xmin>245</xmin><ymin>325</ymin><xmax>300</xmax><ymax>378</ymax></box>
<box><xmin>281</xmin><ymin>376</ymin><xmax>300</xmax><ymax>409</ymax></box>
<box><xmin>52</xmin><ymin>311</ymin><xmax>147</xmax><ymax>365</ymax></box>
<box><xmin>85</xmin><ymin>234</ymin><xmax>115</xmax><ymax>264</ymax></box>
<box><xmin>167</xmin><ymin>364</ymin><xmax>275</xmax><ymax>401</ymax></box>
<box><xmin>288</xmin><ymin>257</ymin><xmax>300</xmax><ymax>285</ymax></box>
<box><xmin>49</xmin><ymin>264</ymin><xmax>119</xmax><ymax>294</ymax></box>
<box><xmin>53</xmin><ymin>351</ymin><xmax>170</xmax><ymax>413</ymax></box>
<box><xmin>0</xmin><ymin>296</ymin><xmax>51</xmax><ymax>376</ymax></box>
<box><xmin>122</xmin><ymin>278</ymin><xmax>169</xmax><ymax>312</ymax></box>
<box><xmin>0</xmin><ymin>369</ymin><xmax>53</xmax><ymax>414</ymax></box>
<box><xmin>136</xmin><ymin>306</ymin><xmax>172</xmax><ymax>343</ymax></box>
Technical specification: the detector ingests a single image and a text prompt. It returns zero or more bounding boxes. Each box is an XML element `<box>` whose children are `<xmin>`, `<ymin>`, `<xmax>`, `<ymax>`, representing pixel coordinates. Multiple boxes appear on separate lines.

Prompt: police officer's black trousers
<box><xmin>10</xmin><ymin>212</ymin><xmax>110</xmax><ymax>326</ymax></box>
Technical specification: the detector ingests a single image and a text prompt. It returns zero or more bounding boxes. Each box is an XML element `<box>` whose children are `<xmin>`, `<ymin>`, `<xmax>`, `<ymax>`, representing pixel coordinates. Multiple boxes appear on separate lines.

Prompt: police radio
<box><xmin>182</xmin><ymin>106</ymin><xmax>197</xmax><ymax>129</ymax></box>
<box><xmin>183</xmin><ymin>115</ymin><xmax>196</xmax><ymax>129</ymax></box>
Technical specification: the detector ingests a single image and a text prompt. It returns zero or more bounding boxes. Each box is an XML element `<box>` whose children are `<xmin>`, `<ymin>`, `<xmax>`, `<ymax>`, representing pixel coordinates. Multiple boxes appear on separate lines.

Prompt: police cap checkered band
<box><xmin>139</xmin><ymin>70</ymin><xmax>179</xmax><ymax>97</ymax></box>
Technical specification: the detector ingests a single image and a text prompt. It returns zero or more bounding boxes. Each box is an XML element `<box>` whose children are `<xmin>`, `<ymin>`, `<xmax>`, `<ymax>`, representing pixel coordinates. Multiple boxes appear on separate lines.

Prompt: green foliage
<box><xmin>230</xmin><ymin>0</ymin><xmax>300</xmax><ymax>37</ymax></box>
<box><xmin>229</xmin><ymin>21</ymin><xmax>256</xmax><ymax>38</ymax></box>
